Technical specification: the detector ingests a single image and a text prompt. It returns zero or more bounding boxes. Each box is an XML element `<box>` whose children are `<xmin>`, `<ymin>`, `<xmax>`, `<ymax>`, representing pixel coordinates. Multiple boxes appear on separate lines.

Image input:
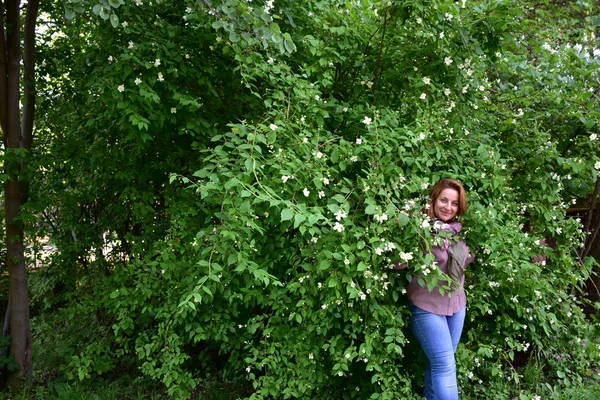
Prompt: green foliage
<box><xmin>24</xmin><ymin>0</ymin><xmax>600</xmax><ymax>399</ymax></box>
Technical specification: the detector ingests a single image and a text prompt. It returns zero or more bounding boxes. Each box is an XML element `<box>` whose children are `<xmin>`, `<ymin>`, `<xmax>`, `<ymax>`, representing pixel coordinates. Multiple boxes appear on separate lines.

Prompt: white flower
<box><xmin>322</xmin><ymin>177</ymin><xmax>330</xmax><ymax>185</ymax></box>
<box><xmin>416</xmin><ymin>17</ymin><xmax>422</xmax><ymax>24</ymax></box>
<box><xmin>267</xmin><ymin>57</ymin><xmax>274</xmax><ymax>64</ymax></box>
<box><xmin>171</xmin><ymin>107</ymin><xmax>177</xmax><ymax>114</ymax></box>
<box><xmin>595</xmin><ymin>161</ymin><xmax>600</xmax><ymax>170</ymax></box>
<box><xmin>186</xmin><ymin>6</ymin><xmax>192</xmax><ymax>13</ymax></box>
<box><xmin>444</xmin><ymin>56</ymin><xmax>453</xmax><ymax>66</ymax></box>
<box><xmin>590</xmin><ymin>134</ymin><xmax>598</xmax><ymax>141</ymax></box>
<box><xmin>439</xmin><ymin>31</ymin><xmax>445</xmax><ymax>39</ymax></box>
<box><xmin>157</xmin><ymin>72</ymin><xmax>164</xmax><ymax>81</ymax></box>
<box><xmin>121</xmin><ymin>21</ymin><xmax>128</xmax><ymax>27</ymax></box>
<box><xmin>134</xmin><ymin>77</ymin><xmax>142</xmax><ymax>85</ymax></box>
<box><xmin>445</xmin><ymin>12</ymin><xmax>453</xmax><ymax>21</ymax></box>
<box><xmin>356</xmin><ymin>137</ymin><xmax>362</xmax><ymax>145</ymax></box>
<box><xmin>117</xmin><ymin>84</ymin><xmax>125</xmax><ymax>92</ymax></box>
<box><xmin>316</xmin><ymin>152</ymin><xmax>324</xmax><ymax>159</ymax></box>
<box><xmin>108</xmin><ymin>55</ymin><xmax>114</xmax><ymax>62</ymax></box>
<box><xmin>311</xmin><ymin>236</ymin><xmax>319</xmax><ymax>243</ymax></box>
<box><xmin>344</xmin><ymin>258</ymin><xmax>350</xmax><ymax>265</ymax></box>
<box><xmin>269</xmin><ymin>123</ymin><xmax>278</xmax><ymax>131</ymax></box>
<box><xmin>302</xmin><ymin>137</ymin><xmax>309</xmax><ymax>143</ymax></box>
<box><xmin>135</xmin><ymin>0</ymin><xmax>143</xmax><ymax>5</ymax></box>
<box><xmin>154</xmin><ymin>59</ymin><xmax>161</xmax><ymax>67</ymax></box>
<box><xmin>334</xmin><ymin>210</ymin><xmax>347</xmax><ymax>221</ymax></box>
<box><xmin>462</xmin><ymin>85</ymin><xmax>469</xmax><ymax>93</ymax></box>
<box><xmin>362</xmin><ymin>116</ymin><xmax>372</xmax><ymax>125</ymax></box>
<box><xmin>246</xmin><ymin>366</ymin><xmax>251</xmax><ymax>373</ymax></box>
<box><xmin>318</xmin><ymin>190</ymin><xmax>325</xmax><ymax>199</ymax></box>
<box><xmin>333</xmin><ymin>222</ymin><xmax>345</xmax><ymax>232</ymax></box>
<box><xmin>375</xmin><ymin>247</ymin><xmax>383</xmax><ymax>256</ymax></box>
<box><xmin>400</xmin><ymin>252</ymin><xmax>413</xmax><ymax>261</ymax></box>
<box><xmin>303</xmin><ymin>188</ymin><xmax>310</xmax><ymax>197</ymax></box>
<box><xmin>419</xmin><ymin>93</ymin><xmax>427</xmax><ymax>100</ymax></box>
<box><xmin>309</xmin><ymin>353</ymin><xmax>314</xmax><ymax>359</ymax></box>
<box><xmin>478</xmin><ymin>85</ymin><xmax>485</xmax><ymax>91</ymax></box>
<box><xmin>281</xmin><ymin>175</ymin><xmax>291</xmax><ymax>183</ymax></box>
<box><xmin>350</xmin><ymin>155</ymin><xmax>358</xmax><ymax>162</ymax></box>
<box><xmin>128</xmin><ymin>41</ymin><xmax>134</xmax><ymax>49</ymax></box>
<box><xmin>422</xmin><ymin>77</ymin><xmax>431</xmax><ymax>85</ymax></box>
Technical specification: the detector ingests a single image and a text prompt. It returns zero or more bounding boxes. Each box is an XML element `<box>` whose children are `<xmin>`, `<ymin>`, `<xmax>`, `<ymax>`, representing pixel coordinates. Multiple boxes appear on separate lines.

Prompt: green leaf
<box><xmin>281</xmin><ymin>208</ymin><xmax>294</xmax><ymax>221</ymax></box>
<box><xmin>110</xmin><ymin>13</ymin><xmax>119</xmax><ymax>28</ymax></box>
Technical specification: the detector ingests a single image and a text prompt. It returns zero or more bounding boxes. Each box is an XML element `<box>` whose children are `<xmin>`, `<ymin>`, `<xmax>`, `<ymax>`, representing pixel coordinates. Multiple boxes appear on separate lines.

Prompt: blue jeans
<box><xmin>409</xmin><ymin>303</ymin><xmax>466</xmax><ymax>400</ymax></box>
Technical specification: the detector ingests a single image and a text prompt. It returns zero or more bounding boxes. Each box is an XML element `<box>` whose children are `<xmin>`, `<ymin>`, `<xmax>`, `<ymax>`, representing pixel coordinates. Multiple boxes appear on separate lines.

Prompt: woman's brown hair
<box><xmin>427</xmin><ymin>178</ymin><xmax>468</xmax><ymax>220</ymax></box>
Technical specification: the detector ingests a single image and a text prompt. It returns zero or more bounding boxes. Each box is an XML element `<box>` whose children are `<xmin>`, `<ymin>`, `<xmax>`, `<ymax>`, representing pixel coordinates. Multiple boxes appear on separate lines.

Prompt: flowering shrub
<box><xmin>29</xmin><ymin>0</ymin><xmax>600</xmax><ymax>398</ymax></box>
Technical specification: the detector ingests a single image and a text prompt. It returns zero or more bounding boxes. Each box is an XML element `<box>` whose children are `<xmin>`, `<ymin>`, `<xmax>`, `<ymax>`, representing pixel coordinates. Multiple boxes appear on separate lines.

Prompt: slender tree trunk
<box><xmin>0</xmin><ymin>0</ymin><xmax>39</xmax><ymax>389</ymax></box>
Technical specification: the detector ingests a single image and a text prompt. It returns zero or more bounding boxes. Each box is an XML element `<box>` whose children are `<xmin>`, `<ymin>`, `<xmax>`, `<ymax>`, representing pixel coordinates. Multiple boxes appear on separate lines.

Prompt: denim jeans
<box><xmin>409</xmin><ymin>302</ymin><xmax>466</xmax><ymax>400</ymax></box>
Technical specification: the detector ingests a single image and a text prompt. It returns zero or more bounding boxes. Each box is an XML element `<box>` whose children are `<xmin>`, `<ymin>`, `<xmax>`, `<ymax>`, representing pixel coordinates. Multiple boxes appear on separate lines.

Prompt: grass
<box><xmin>1</xmin><ymin>378</ymin><xmax>599</xmax><ymax>400</ymax></box>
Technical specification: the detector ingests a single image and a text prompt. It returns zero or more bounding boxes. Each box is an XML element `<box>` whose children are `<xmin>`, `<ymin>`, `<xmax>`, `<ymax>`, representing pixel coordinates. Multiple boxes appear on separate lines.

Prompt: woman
<box><xmin>397</xmin><ymin>178</ymin><xmax>474</xmax><ymax>400</ymax></box>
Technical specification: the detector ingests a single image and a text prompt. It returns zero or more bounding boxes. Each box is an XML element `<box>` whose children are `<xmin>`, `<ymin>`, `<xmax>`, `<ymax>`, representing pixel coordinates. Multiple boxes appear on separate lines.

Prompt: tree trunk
<box><xmin>0</xmin><ymin>0</ymin><xmax>39</xmax><ymax>389</ymax></box>
<box><xmin>5</xmin><ymin>178</ymin><xmax>31</xmax><ymax>387</ymax></box>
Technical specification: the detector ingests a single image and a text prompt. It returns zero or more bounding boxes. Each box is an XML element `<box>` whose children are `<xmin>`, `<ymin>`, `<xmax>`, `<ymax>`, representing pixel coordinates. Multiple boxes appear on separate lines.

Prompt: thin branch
<box><xmin>21</xmin><ymin>0</ymin><xmax>39</xmax><ymax>151</ymax></box>
<box><xmin>583</xmin><ymin>175</ymin><xmax>600</xmax><ymax>235</ymax></box>
<box><xmin>0</xmin><ymin>0</ymin><xmax>9</xmax><ymax>145</ymax></box>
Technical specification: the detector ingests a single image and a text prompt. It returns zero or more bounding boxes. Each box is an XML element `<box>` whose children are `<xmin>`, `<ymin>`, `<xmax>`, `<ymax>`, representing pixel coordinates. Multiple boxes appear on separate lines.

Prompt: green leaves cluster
<box><xmin>26</xmin><ymin>0</ymin><xmax>600</xmax><ymax>398</ymax></box>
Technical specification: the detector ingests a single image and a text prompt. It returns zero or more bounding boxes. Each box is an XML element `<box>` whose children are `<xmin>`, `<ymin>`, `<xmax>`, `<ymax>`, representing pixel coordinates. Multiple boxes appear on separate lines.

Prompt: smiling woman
<box><xmin>402</xmin><ymin>178</ymin><xmax>474</xmax><ymax>399</ymax></box>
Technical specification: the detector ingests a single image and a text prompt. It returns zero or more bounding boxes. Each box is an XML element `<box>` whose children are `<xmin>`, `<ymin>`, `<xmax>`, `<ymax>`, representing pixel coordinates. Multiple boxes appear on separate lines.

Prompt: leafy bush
<box><xmin>26</xmin><ymin>0</ymin><xmax>600</xmax><ymax>398</ymax></box>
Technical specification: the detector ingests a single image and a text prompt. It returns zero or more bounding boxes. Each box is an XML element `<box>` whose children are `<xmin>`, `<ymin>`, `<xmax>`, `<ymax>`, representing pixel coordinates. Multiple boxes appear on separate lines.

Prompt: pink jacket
<box><xmin>398</xmin><ymin>221</ymin><xmax>474</xmax><ymax>316</ymax></box>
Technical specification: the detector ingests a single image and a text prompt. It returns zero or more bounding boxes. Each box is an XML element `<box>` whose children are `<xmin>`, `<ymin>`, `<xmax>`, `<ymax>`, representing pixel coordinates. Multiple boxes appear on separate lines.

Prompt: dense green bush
<box><xmin>23</xmin><ymin>0</ymin><xmax>600</xmax><ymax>399</ymax></box>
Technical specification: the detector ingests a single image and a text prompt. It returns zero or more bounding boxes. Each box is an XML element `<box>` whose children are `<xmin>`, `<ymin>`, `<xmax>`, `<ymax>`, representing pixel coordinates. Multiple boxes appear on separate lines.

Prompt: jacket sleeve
<box><xmin>464</xmin><ymin>242</ymin><xmax>475</xmax><ymax>266</ymax></box>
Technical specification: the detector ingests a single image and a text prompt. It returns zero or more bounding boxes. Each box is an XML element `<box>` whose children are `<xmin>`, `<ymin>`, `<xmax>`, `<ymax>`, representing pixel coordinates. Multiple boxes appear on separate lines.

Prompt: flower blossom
<box><xmin>362</xmin><ymin>116</ymin><xmax>372</xmax><ymax>125</ymax></box>
<box><xmin>117</xmin><ymin>84</ymin><xmax>125</xmax><ymax>92</ymax></box>
<box><xmin>303</xmin><ymin>188</ymin><xmax>310</xmax><ymax>197</ymax></box>
<box><xmin>373</xmin><ymin>213</ymin><xmax>388</xmax><ymax>223</ymax></box>
<box><xmin>334</xmin><ymin>210</ymin><xmax>347</xmax><ymax>221</ymax></box>
<box><xmin>269</xmin><ymin>123</ymin><xmax>278</xmax><ymax>131</ymax></box>
<box><xmin>333</xmin><ymin>222</ymin><xmax>345</xmax><ymax>232</ymax></box>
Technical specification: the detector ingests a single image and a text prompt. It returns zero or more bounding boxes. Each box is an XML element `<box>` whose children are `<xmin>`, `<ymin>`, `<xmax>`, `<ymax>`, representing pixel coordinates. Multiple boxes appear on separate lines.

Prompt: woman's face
<box><xmin>433</xmin><ymin>188</ymin><xmax>459</xmax><ymax>222</ymax></box>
